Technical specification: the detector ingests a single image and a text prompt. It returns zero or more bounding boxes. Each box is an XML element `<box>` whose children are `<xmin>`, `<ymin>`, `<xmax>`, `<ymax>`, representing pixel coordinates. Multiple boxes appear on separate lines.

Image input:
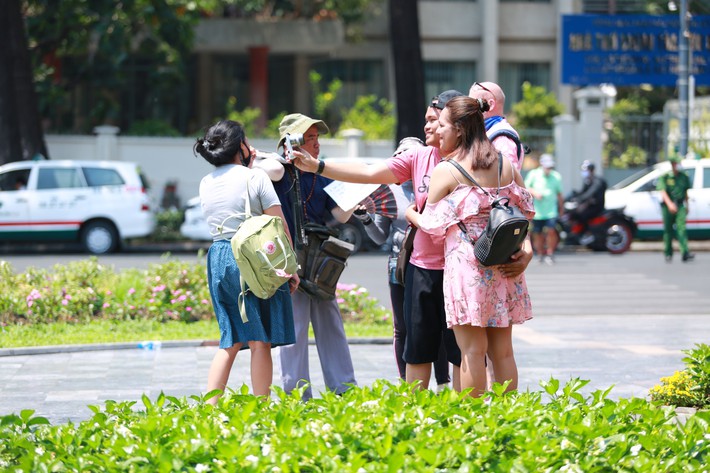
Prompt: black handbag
<box><xmin>297</xmin><ymin>223</ymin><xmax>354</xmax><ymax>300</ymax></box>
<box><xmin>448</xmin><ymin>156</ymin><xmax>529</xmax><ymax>266</ymax></box>
<box><xmin>394</xmin><ymin>224</ymin><xmax>416</xmax><ymax>285</ymax></box>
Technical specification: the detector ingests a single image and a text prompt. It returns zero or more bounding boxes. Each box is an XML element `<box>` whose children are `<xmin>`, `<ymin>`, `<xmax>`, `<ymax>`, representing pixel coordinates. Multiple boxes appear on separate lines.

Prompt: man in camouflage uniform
<box><xmin>657</xmin><ymin>155</ymin><xmax>695</xmax><ymax>263</ymax></box>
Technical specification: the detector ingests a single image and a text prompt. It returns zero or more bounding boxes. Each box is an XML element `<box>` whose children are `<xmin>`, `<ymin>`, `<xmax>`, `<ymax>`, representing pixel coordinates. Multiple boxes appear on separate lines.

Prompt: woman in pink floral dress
<box><xmin>407</xmin><ymin>96</ymin><xmax>534</xmax><ymax>397</ymax></box>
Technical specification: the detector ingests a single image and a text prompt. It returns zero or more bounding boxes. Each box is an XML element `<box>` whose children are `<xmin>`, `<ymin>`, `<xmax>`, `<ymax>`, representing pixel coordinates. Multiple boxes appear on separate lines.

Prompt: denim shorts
<box><xmin>532</xmin><ymin>218</ymin><xmax>557</xmax><ymax>234</ymax></box>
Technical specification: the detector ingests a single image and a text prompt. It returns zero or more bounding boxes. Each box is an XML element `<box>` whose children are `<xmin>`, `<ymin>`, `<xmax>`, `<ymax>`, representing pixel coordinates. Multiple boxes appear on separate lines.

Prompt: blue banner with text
<box><xmin>561</xmin><ymin>14</ymin><xmax>710</xmax><ymax>86</ymax></box>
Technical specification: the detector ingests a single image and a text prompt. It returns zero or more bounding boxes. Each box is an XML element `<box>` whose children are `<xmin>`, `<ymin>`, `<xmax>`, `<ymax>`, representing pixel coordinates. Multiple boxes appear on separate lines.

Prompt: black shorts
<box><xmin>402</xmin><ymin>262</ymin><xmax>461</xmax><ymax>367</ymax></box>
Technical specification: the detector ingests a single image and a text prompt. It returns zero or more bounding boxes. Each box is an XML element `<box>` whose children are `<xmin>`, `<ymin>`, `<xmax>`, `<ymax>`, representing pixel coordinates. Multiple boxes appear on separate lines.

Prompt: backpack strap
<box><xmin>446</xmin><ymin>153</ymin><xmax>503</xmax><ymax>197</ymax></box>
<box><xmin>214</xmin><ymin>174</ymin><xmax>255</xmax><ymax>237</ymax></box>
<box><xmin>489</xmin><ymin>129</ymin><xmax>524</xmax><ymax>160</ymax></box>
<box><xmin>448</xmin><ymin>155</ymin><xmax>504</xmax><ymax>242</ymax></box>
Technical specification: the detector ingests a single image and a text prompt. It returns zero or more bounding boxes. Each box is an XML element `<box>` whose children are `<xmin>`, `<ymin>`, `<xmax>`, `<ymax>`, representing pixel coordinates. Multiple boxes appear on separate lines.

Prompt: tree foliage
<box><xmin>24</xmin><ymin>0</ymin><xmax>219</xmax><ymax>133</ymax></box>
<box><xmin>510</xmin><ymin>82</ymin><xmax>564</xmax><ymax>130</ymax></box>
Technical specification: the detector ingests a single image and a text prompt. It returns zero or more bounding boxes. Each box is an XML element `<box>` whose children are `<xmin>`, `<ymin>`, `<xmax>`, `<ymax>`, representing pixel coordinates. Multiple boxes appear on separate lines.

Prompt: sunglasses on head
<box><xmin>472</xmin><ymin>82</ymin><xmax>492</xmax><ymax>94</ymax></box>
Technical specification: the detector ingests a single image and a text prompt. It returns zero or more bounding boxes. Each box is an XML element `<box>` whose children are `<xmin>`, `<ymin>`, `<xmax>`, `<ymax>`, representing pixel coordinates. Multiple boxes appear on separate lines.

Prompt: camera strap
<box><xmin>287</xmin><ymin>165</ymin><xmax>311</xmax><ymax>249</ymax></box>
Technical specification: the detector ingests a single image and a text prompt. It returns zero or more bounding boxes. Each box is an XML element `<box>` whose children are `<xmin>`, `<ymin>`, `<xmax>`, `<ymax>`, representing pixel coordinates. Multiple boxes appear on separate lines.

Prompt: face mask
<box><xmin>581</xmin><ymin>170</ymin><xmax>590</xmax><ymax>180</ymax></box>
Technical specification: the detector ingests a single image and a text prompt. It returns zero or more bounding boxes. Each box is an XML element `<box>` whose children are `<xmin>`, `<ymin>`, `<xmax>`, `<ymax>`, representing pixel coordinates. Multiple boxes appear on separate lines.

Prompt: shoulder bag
<box><xmin>448</xmin><ymin>156</ymin><xmax>529</xmax><ymax>266</ymax></box>
<box><xmin>394</xmin><ymin>200</ymin><xmax>425</xmax><ymax>286</ymax></box>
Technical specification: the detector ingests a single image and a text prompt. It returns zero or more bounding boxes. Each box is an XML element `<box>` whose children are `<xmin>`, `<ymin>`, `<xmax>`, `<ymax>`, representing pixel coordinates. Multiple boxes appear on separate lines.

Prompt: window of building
<box><xmin>211</xmin><ymin>55</ymin><xmax>251</xmax><ymax>119</ymax></box>
<box><xmin>498</xmin><ymin>62</ymin><xmax>551</xmax><ymax>110</ymax></box>
<box><xmin>424</xmin><ymin>61</ymin><xmax>477</xmax><ymax>105</ymax></box>
<box><xmin>311</xmin><ymin>59</ymin><xmax>386</xmax><ymax>112</ymax></box>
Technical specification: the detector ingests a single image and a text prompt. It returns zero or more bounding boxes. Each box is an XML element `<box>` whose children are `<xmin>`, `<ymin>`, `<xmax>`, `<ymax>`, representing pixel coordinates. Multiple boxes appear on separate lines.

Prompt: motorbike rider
<box><xmin>567</xmin><ymin>160</ymin><xmax>607</xmax><ymax>243</ymax></box>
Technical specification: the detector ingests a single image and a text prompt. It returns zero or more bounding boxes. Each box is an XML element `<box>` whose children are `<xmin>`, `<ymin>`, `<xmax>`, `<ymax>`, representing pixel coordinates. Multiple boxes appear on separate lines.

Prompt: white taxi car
<box><xmin>0</xmin><ymin>160</ymin><xmax>156</xmax><ymax>253</ymax></box>
<box><xmin>605</xmin><ymin>158</ymin><xmax>710</xmax><ymax>240</ymax></box>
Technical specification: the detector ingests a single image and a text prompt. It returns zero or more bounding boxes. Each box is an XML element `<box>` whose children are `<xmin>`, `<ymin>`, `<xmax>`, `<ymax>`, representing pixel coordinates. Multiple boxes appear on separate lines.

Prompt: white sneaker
<box><xmin>543</xmin><ymin>255</ymin><xmax>555</xmax><ymax>265</ymax></box>
<box><xmin>436</xmin><ymin>383</ymin><xmax>449</xmax><ymax>393</ymax></box>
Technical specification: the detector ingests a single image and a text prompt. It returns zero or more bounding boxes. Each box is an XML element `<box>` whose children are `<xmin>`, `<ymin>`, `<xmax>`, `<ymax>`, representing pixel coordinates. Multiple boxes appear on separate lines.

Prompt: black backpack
<box><xmin>489</xmin><ymin>129</ymin><xmax>531</xmax><ymax>161</ymax></box>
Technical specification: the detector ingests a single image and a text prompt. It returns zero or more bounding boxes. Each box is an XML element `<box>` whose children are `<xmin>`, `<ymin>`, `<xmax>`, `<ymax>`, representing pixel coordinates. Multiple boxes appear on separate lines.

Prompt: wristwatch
<box><xmin>316</xmin><ymin>159</ymin><xmax>326</xmax><ymax>175</ymax></box>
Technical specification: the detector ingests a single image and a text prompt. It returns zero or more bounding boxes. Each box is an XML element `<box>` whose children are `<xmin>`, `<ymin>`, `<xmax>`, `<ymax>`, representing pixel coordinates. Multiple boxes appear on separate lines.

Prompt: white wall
<box><xmin>45</xmin><ymin>132</ymin><xmax>395</xmax><ymax>206</ymax></box>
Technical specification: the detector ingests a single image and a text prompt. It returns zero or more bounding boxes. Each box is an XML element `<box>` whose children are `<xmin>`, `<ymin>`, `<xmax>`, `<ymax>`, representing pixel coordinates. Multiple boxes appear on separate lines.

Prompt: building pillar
<box><xmin>294</xmin><ymin>55</ymin><xmax>310</xmax><ymax>114</ymax></box>
<box><xmin>249</xmin><ymin>46</ymin><xmax>269</xmax><ymax>131</ymax></box>
<box><xmin>197</xmin><ymin>54</ymin><xmax>213</xmax><ymax>129</ymax></box>
<box><xmin>557</xmin><ymin>0</ymin><xmax>576</xmax><ymax>115</ymax></box>
<box><xmin>553</xmin><ymin>114</ymin><xmax>577</xmax><ymax>191</ymax></box>
<box><xmin>340</xmin><ymin>128</ymin><xmax>365</xmax><ymax>158</ymax></box>
<box><xmin>481</xmin><ymin>0</ymin><xmax>499</xmax><ymax>82</ymax></box>
<box><xmin>93</xmin><ymin>125</ymin><xmax>120</xmax><ymax>162</ymax></box>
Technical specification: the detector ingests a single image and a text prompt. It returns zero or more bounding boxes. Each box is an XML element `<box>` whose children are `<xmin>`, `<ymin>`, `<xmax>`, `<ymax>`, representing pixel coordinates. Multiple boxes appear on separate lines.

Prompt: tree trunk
<box><xmin>389</xmin><ymin>0</ymin><xmax>426</xmax><ymax>144</ymax></box>
<box><xmin>0</xmin><ymin>0</ymin><xmax>49</xmax><ymax>165</ymax></box>
<box><xmin>0</xmin><ymin>1</ymin><xmax>24</xmax><ymax>165</ymax></box>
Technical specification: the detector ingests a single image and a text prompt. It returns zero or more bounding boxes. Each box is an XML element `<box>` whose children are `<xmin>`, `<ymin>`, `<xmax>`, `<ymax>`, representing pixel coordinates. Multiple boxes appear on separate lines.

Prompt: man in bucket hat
<box><xmin>269</xmin><ymin>113</ymin><xmax>358</xmax><ymax>401</ymax></box>
<box><xmin>290</xmin><ymin>90</ymin><xmax>534</xmax><ymax>392</ymax></box>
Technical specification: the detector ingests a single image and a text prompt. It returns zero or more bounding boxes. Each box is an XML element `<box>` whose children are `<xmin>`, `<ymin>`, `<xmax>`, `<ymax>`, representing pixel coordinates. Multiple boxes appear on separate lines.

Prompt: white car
<box><xmin>180</xmin><ymin>196</ymin><xmax>211</xmax><ymax>241</ymax></box>
<box><xmin>180</xmin><ymin>156</ymin><xmax>389</xmax><ymax>252</ymax></box>
<box><xmin>605</xmin><ymin>158</ymin><xmax>710</xmax><ymax>240</ymax></box>
<box><xmin>0</xmin><ymin>160</ymin><xmax>156</xmax><ymax>253</ymax></box>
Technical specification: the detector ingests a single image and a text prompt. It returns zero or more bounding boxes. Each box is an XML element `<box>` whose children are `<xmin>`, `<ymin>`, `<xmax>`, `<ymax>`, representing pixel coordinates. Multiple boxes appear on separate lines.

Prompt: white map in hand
<box><xmin>324</xmin><ymin>181</ymin><xmax>380</xmax><ymax>211</ymax></box>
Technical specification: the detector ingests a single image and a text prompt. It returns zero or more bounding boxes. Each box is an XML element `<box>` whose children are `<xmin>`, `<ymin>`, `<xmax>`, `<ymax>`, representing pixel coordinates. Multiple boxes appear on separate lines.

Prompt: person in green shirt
<box><xmin>657</xmin><ymin>156</ymin><xmax>694</xmax><ymax>262</ymax></box>
<box><xmin>524</xmin><ymin>154</ymin><xmax>564</xmax><ymax>264</ymax></box>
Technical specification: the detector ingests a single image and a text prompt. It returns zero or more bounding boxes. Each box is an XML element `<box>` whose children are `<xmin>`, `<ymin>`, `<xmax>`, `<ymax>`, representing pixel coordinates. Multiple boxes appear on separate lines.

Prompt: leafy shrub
<box><xmin>336</xmin><ymin>283</ymin><xmax>390</xmax><ymax>325</ymax></box>
<box><xmin>338</xmin><ymin>95</ymin><xmax>395</xmax><ymax>140</ymax></box>
<box><xmin>0</xmin><ymin>259</ymin><xmax>390</xmax><ymax>329</ymax></box>
<box><xmin>1</xmin><ymin>379</ymin><xmax>708</xmax><ymax>470</ymax></box>
<box><xmin>125</xmin><ymin>119</ymin><xmax>182</xmax><ymax>137</ymax></box>
<box><xmin>0</xmin><ymin>257</ymin><xmax>213</xmax><ymax>325</ymax></box>
<box><xmin>147</xmin><ymin>208</ymin><xmax>186</xmax><ymax>242</ymax></box>
<box><xmin>223</xmin><ymin>96</ymin><xmax>262</xmax><ymax>137</ymax></box>
<box><xmin>650</xmin><ymin>343</ymin><xmax>710</xmax><ymax>408</ymax></box>
<box><xmin>510</xmin><ymin>81</ymin><xmax>564</xmax><ymax>129</ymax></box>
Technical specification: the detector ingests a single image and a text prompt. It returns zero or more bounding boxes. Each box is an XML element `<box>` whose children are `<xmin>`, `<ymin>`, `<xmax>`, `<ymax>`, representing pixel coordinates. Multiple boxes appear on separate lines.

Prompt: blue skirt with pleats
<box><xmin>206</xmin><ymin>240</ymin><xmax>295</xmax><ymax>350</ymax></box>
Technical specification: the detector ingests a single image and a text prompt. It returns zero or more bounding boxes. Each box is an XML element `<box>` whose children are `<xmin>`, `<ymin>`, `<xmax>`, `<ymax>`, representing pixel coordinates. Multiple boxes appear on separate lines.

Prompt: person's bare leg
<box><xmin>451</xmin><ymin>364</ymin><xmax>461</xmax><ymax>391</ymax></box>
<box><xmin>249</xmin><ymin>341</ymin><xmax>273</xmax><ymax>397</ymax></box>
<box><xmin>206</xmin><ymin>344</ymin><xmax>241</xmax><ymax>405</ymax></box>
<box><xmin>453</xmin><ymin>326</ymin><xmax>488</xmax><ymax>397</ymax></box>
<box><xmin>486</xmin><ymin>326</ymin><xmax>518</xmax><ymax>392</ymax></box>
<box><xmin>532</xmin><ymin>231</ymin><xmax>544</xmax><ymax>258</ymax></box>
<box><xmin>545</xmin><ymin>227</ymin><xmax>558</xmax><ymax>256</ymax></box>
<box><xmin>485</xmin><ymin>354</ymin><xmax>496</xmax><ymax>389</ymax></box>
<box><xmin>406</xmin><ymin>363</ymin><xmax>432</xmax><ymax>391</ymax></box>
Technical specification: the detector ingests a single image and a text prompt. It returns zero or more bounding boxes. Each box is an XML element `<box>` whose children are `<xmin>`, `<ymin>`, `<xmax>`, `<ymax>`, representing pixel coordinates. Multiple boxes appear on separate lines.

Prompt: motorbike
<box><xmin>557</xmin><ymin>201</ymin><xmax>637</xmax><ymax>254</ymax></box>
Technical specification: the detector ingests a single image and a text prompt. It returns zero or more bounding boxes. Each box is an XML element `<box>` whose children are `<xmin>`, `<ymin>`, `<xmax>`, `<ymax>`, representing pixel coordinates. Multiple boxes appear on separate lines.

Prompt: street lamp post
<box><xmin>678</xmin><ymin>0</ymin><xmax>690</xmax><ymax>158</ymax></box>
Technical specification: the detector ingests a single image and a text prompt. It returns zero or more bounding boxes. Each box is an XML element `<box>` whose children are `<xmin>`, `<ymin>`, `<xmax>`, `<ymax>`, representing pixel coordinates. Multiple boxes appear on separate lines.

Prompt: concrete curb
<box><xmin>0</xmin><ymin>337</ymin><xmax>393</xmax><ymax>357</ymax></box>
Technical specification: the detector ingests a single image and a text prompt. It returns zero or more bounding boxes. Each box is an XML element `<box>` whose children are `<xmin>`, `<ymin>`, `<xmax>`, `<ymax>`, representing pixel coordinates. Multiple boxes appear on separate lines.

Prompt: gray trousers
<box><xmin>278</xmin><ymin>290</ymin><xmax>357</xmax><ymax>400</ymax></box>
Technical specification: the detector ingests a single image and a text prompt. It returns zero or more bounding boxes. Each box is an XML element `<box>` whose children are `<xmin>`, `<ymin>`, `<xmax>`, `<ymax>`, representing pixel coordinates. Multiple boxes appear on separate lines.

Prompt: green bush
<box><xmin>1</xmin><ymin>379</ymin><xmax>708</xmax><ymax>470</ymax></box>
<box><xmin>0</xmin><ymin>258</ymin><xmax>389</xmax><ymax>329</ymax></box>
<box><xmin>650</xmin><ymin>343</ymin><xmax>710</xmax><ymax>409</ymax></box>
<box><xmin>125</xmin><ymin>119</ymin><xmax>182</xmax><ymax>137</ymax></box>
<box><xmin>148</xmin><ymin>208</ymin><xmax>186</xmax><ymax>242</ymax></box>
<box><xmin>338</xmin><ymin>95</ymin><xmax>395</xmax><ymax>140</ymax></box>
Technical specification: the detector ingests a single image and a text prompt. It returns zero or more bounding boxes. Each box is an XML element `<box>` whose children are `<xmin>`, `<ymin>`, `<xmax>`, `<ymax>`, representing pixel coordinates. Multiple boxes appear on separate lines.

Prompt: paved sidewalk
<box><xmin>2</xmin><ymin>313</ymin><xmax>708</xmax><ymax>425</ymax></box>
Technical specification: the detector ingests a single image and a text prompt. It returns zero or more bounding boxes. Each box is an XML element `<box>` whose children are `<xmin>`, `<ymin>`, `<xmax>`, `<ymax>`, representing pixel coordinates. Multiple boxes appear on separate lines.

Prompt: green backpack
<box><xmin>219</xmin><ymin>176</ymin><xmax>297</xmax><ymax>322</ymax></box>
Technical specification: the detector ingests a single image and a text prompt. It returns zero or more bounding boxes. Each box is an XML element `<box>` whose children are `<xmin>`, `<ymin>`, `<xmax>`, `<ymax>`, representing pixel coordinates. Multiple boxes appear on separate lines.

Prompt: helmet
<box><xmin>580</xmin><ymin>160</ymin><xmax>595</xmax><ymax>172</ymax></box>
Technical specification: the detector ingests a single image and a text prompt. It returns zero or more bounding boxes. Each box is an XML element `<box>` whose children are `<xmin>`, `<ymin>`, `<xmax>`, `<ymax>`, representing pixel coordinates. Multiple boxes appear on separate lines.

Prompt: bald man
<box><xmin>469</xmin><ymin>81</ymin><xmax>524</xmax><ymax>171</ymax></box>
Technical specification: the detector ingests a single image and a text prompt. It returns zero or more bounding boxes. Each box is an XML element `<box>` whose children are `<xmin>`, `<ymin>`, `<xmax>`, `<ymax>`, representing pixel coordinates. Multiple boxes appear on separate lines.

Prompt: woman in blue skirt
<box><xmin>194</xmin><ymin>120</ymin><xmax>298</xmax><ymax>403</ymax></box>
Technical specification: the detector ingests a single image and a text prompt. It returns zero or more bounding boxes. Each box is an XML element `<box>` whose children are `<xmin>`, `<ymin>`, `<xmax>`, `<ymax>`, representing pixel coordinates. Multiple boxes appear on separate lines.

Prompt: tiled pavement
<box><xmin>2</xmin><ymin>313</ymin><xmax>709</xmax><ymax>426</ymax></box>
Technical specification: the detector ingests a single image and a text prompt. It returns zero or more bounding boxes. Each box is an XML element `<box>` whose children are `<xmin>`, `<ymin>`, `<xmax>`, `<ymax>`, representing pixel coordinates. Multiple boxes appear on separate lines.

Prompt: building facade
<box><xmin>189</xmin><ymin>0</ymin><xmax>585</xmax><ymax>132</ymax></box>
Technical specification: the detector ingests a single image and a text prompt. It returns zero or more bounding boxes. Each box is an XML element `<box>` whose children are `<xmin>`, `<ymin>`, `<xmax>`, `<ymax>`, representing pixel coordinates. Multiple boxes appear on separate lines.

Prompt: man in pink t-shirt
<box><xmin>469</xmin><ymin>81</ymin><xmax>524</xmax><ymax>171</ymax></box>
<box><xmin>292</xmin><ymin>90</ymin><xmax>533</xmax><ymax>391</ymax></box>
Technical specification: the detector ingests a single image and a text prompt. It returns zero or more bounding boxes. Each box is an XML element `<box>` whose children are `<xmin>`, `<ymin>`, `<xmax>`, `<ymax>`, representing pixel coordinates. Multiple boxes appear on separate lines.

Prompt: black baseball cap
<box><xmin>431</xmin><ymin>89</ymin><xmax>465</xmax><ymax>110</ymax></box>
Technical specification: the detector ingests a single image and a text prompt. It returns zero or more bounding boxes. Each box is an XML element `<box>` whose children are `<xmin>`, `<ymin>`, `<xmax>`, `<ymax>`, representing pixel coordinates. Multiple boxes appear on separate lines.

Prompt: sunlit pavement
<box><xmin>2</xmin><ymin>311</ymin><xmax>709</xmax><ymax>425</ymax></box>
